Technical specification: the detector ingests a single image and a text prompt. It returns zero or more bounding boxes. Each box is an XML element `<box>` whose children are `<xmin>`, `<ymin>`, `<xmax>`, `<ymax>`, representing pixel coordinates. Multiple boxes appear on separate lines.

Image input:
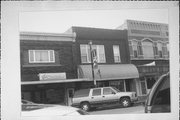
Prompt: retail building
<box><xmin>117</xmin><ymin>20</ymin><xmax>169</xmax><ymax>98</ymax></box>
<box><xmin>66</xmin><ymin>27</ymin><xmax>139</xmax><ymax>92</ymax></box>
<box><xmin>20</xmin><ymin>27</ymin><xmax>140</xmax><ymax>105</ymax></box>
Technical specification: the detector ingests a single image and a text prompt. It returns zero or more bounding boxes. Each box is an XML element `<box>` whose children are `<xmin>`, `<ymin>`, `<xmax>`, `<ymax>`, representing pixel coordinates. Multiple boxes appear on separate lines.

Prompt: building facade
<box><xmin>117</xmin><ymin>20</ymin><xmax>169</xmax><ymax>98</ymax></box>
<box><xmin>67</xmin><ymin>27</ymin><xmax>139</xmax><ymax>93</ymax></box>
<box><xmin>20</xmin><ymin>32</ymin><xmax>93</xmax><ymax>106</ymax></box>
<box><xmin>20</xmin><ymin>27</ymin><xmax>140</xmax><ymax>105</ymax></box>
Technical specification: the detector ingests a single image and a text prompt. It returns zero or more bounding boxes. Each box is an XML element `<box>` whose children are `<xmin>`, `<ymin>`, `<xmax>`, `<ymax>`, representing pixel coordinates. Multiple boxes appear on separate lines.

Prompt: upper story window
<box><xmin>153</xmin><ymin>42</ymin><xmax>159</xmax><ymax>57</ymax></box>
<box><xmin>157</xmin><ymin>42</ymin><xmax>163</xmax><ymax>58</ymax></box>
<box><xmin>162</xmin><ymin>43</ymin><xmax>169</xmax><ymax>58</ymax></box>
<box><xmin>142</xmin><ymin>40</ymin><xmax>154</xmax><ymax>59</ymax></box>
<box><xmin>29</xmin><ymin>50</ymin><xmax>55</xmax><ymax>63</ymax></box>
<box><xmin>80</xmin><ymin>44</ymin><xmax>106</xmax><ymax>63</ymax></box>
<box><xmin>129</xmin><ymin>40</ymin><xmax>143</xmax><ymax>59</ymax></box>
<box><xmin>113</xmin><ymin>45</ymin><xmax>121</xmax><ymax>63</ymax></box>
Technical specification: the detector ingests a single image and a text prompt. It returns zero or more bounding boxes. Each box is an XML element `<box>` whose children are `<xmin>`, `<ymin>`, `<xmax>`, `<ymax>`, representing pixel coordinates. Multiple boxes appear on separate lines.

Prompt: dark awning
<box><xmin>78</xmin><ymin>64</ymin><xmax>139</xmax><ymax>81</ymax></box>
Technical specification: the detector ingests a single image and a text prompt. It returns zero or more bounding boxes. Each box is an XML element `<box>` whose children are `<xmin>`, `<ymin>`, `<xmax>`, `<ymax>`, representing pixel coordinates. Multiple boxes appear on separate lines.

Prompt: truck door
<box><xmin>90</xmin><ymin>88</ymin><xmax>102</xmax><ymax>105</ymax></box>
<box><xmin>102</xmin><ymin>87</ymin><xmax>119</xmax><ymax>104</ymax></box>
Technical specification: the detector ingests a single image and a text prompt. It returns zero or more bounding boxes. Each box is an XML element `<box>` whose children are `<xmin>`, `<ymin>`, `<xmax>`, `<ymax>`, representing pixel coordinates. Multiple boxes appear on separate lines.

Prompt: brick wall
<box><xmin>21</xmin><ymin>40</ymin><xmax>77</xmax><ymax>81</ymax></box>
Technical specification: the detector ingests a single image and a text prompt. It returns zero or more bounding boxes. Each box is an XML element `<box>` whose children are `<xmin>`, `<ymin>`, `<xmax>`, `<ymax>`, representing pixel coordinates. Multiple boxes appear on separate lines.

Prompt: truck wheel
<box><xmin>120</xmin><ymin>98</ymin><xmax>131</xmax><ymax>107</ymax></box>
<box><xmin>80</xmin><ymin>102</ymin><xmax>90</xmax><ymax>111</ymax></box>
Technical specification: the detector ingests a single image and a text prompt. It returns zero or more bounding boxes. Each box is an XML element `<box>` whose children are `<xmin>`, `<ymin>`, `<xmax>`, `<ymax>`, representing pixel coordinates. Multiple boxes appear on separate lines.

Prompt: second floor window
<box><xmin>29</xmin><ymin>50</ymin><xmax>55</xmax><ymax>63</ymax></box>
<box><xmin>129</xmin><ymin>40</ymin><xmax>143</xmax><ymax>58</ymax></box>
<box><xmin>142</xmin><ymin>40</ymin><xmax>154</xmax><ymax>59</ymax></box>
<box><xmin>80</xmin><ymin>44</ymin><xmax>106</xmax><ymax>63</ymax></box>
<box><xmin>113</xmin><ymin>45</ymin><xmax>121</xmax><ymax>63</ymax></box>
<box><xmin>162</xmin><ymin>43</ymin><xmax>169</xmax><ymax>58</ymax></box>
<box><xmin>157</xmin><ymin>42</ymin><xmax>163</xmax><ymax>58</ymax></box>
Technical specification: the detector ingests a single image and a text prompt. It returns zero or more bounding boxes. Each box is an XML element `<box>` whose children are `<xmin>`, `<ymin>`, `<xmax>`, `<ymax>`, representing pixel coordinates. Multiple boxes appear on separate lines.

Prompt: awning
<box><xmin>21</xmin><ymin>78</ymin><xmax>91</xmax><ymax>85</ymax></box>
<box><xmin>78</xmin><ymin>64</ymin><xmax>139</xmax><ymax>81</ymax></box>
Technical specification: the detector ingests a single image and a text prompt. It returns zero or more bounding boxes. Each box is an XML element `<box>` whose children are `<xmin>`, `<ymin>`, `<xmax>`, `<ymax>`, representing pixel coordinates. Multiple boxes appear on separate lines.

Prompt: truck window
<box><xmin>92</xmin><ymin>89</ymin><xmax>101</xmax><ymax>96</ymax></box>
<box><xmin>103</xmin><ymin>88</ymin><xmax>115</xmax><ymax>95</ymax></box>
<box><xmin>73</xmin><ymin>89</ymin><xmax>90</xmax><ymax>98</ymax></box>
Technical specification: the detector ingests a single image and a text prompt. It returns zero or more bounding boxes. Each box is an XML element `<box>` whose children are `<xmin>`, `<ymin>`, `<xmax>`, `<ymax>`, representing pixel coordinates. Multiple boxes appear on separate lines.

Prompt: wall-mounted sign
<box><xmin>39</xmin><ymin>72</ymin><xmax>66</xmax><ymax>80</ymax></box>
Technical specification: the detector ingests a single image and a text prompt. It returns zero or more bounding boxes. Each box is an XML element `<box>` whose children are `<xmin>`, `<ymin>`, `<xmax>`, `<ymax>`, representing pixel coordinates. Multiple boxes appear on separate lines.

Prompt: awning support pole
<box><xmin>89</xmin><ymin>41</ymin><xmax>96</xmax><ymax>87</ymax></box>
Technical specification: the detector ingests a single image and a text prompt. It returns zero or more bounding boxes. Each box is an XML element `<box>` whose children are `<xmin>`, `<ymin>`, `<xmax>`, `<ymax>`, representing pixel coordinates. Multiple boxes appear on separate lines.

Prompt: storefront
<box><xmin>78</xmin><ymin>64</ymin><xmax>139</xmax><ymax>93</ymax></box>
<box><xmin>21</xmin><ymin>78</ymin><xmax>92</xmax><ymax>106</ymax></box>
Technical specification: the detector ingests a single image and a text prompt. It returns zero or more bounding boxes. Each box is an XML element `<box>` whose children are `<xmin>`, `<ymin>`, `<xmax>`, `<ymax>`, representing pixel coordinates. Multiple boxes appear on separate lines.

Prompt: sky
<box><xmin>19</xmin><ymin>9</ymin><xmax>168</xmax><ymax>33</ymax></box>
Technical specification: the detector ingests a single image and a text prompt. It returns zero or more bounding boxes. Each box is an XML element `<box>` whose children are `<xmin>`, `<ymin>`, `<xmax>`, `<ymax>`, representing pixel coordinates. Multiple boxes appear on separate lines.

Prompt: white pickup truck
<box><xmin>72</xmin><ymin>86</ymin><xmax>138</xmax><ymax>111</ymax></box>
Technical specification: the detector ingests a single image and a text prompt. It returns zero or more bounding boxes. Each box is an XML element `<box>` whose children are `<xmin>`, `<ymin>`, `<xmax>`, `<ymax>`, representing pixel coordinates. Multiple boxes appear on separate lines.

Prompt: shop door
<box><xmin>67</xmin><ymin>88</ymin><xmax>74</xmax><ymax>106</ymax></box>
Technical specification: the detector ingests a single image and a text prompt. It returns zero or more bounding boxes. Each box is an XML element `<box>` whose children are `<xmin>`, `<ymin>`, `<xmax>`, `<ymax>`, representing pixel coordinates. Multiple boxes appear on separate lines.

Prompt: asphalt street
<box><xmin>89</xmin><ymin>104</ymin><xmax>144</xmax><ymax>115</ymax></box>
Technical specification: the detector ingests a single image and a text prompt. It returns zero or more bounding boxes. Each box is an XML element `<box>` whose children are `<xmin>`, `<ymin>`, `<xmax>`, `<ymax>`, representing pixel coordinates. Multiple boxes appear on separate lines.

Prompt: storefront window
<box><xmin>146</xmin><ymin>77</ymin><xmax>156</xmax><ymax>89</ymax></box>
<box><xmin>140</xmin><ymin>79</ymin><xmax>147</xmax><ymax>95</ymax></box>
<box><xmin>45</xmin><ymin>89</ymin><xmax>65</xmax><ymax>104</ymax></box>
<box><xmin>109</xmin><ymin>80</ymin><xmax>125</xmax><ymax>92</ymax></box>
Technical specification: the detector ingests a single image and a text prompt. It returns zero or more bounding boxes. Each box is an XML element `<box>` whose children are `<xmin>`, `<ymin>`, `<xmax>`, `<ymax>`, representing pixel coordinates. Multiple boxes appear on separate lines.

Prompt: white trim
<box><xmin>28</xmin><ymin>50</ymin><xmax>55</xmax><ymax>63</ymax></box>
<box><xmin>113</xmin><ymin>45</ymin><xmax>121</xmax><ymax>63</ymax></box>
<box><xmin>141</xmin><ymin>38</ymin><xmax>154</xmax><ymax>42</ymax></box>
<box><xmin>97</xmin><ymin>45</ymin><xmax>106</xmax><ymax>63</ymax></box>
<box><xmin>80</xmin><ymin>44</ymin><xmax>106</xmax><ymax>63</ymax></box>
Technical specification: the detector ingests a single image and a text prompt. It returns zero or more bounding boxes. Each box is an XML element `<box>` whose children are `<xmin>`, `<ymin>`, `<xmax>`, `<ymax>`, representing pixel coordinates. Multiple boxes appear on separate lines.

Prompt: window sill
<box><xmin>22</xmin><ymin>64</ymin><xmax>62</xmax><ymax>67</ymax></box>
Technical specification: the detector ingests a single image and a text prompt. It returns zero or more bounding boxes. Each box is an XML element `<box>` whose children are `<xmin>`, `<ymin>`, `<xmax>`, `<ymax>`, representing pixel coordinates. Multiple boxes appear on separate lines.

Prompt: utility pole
<box><xmin>88</xmin><ymin>41</ymin><xmax>96</xmax><ymax>87</ymax></box>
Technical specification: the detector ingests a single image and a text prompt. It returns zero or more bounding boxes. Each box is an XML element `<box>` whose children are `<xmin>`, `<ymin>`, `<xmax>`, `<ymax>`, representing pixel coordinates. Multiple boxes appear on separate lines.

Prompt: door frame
<box><xmin>66</xmin><ymin>88</ymin><xmax>74</xmax><ymax>106</ymax></box>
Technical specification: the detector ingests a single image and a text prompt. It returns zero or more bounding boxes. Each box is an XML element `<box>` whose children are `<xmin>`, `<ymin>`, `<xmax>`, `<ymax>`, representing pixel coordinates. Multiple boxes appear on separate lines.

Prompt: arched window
<box><xmin>129</xmin><ymin>40</ymin><xmax>143</xmax><ymax>58</ymax></box>
<box><xmin>131</xmin><ymin>40</ymin><xmax>138</xmax><ymax>58</ymax></box>
<box><xmin>142</xmin><ymin>39</ymin><xmax>154</xmax><ymax>59</ymax></box>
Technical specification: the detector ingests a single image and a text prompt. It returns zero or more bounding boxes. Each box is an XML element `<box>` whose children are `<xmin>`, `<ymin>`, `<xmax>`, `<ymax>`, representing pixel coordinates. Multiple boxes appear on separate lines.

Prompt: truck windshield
<box><xmin>112</xmin><ymin>87</ymin><xmax>120</xmax><ymax>92</ymax></box>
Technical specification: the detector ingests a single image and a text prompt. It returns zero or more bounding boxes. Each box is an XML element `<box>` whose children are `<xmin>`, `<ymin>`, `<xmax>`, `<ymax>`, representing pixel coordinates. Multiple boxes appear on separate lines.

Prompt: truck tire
<box><xmin>120</xmin><ymin>97</ymin><xmax>131</xmax><ymax>107</ymax></box>
<box><xmin>80</xmin><ymin>102</ymin><xmax>90</xmax><ymax>111</ymax></box>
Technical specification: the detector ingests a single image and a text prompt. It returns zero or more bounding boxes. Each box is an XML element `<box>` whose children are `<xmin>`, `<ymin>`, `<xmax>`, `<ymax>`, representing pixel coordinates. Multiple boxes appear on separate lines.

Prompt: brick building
<box><xmin>20</xmin><ymin>27</ymin><xmax>140</xmax><ymax>105</ymax></box>
<box><xmin>20</xmin><ymin>32</ymin><xmax>92</xmax><ymax>105</ymax></box>
<box><xmin>67</xmin><ymin>26</ymin><xmax>139</xmax><ymax>92</ymax></box>
<box><xmin>117</xmin><ymin>20</ymin><xmax>169</xmax><ymax>98</ymax></box>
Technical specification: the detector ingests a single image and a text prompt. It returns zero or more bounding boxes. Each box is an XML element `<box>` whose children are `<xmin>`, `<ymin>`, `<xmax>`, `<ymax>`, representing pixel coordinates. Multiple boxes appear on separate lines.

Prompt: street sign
<box><xmin>91</xmin><ymin>49</ymin><xmax>98</xmax><ymax>69</ymax></box>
